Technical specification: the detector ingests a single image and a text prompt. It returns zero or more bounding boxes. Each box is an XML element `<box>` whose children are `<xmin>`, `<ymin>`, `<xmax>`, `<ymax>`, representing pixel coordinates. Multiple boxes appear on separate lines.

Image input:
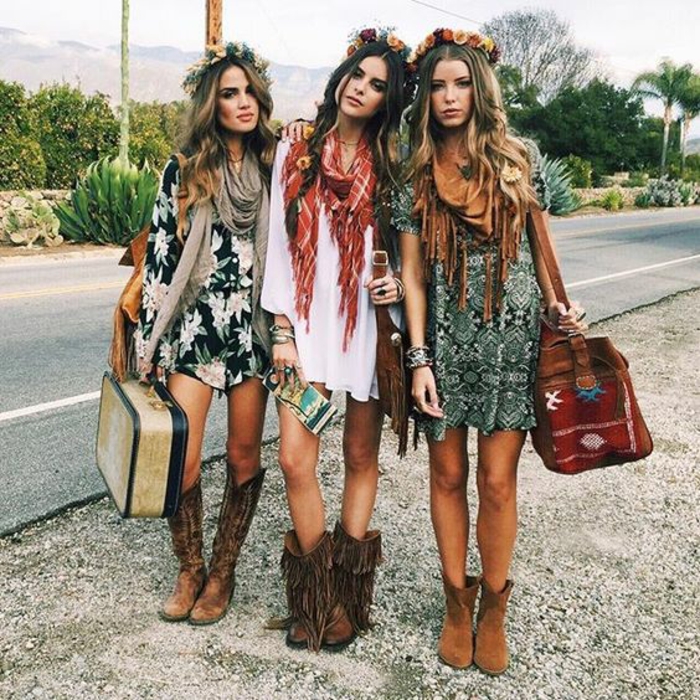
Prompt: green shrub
<box><xmin>0</xmin><ymin>81</ymin><xmax>46</xmax><ymax>189</ymax></box>
<box><xmin>643</xmin><ymin>177</ymin><xmax>700</xmax><ymax>207</ymax></box>
<box><xmin>600</xmin><ymin>189</ymin><xmax>624</xmax><ymax>211</ymax></box>
<box><xmin>634</xmin><ymin>191</ymin><xmax>653</xmax><ymax>208</ymax></box>
<box><xmin>2</xmin><ymin>192</ymin><xmax>63</xmax><ymax>247</ymax></box>
<box><xmin>625</xmin><ymin>172</ymin><xmax>648</xmax><ymax>187</ymax></box>
<box><xmin>562</xmin><ymin>155</ymin><xmax>592</xmax><ymax>188</ymax></box>
<box><xmin>55</xmin><ymin>157</ymin><xmax>158</xmax><ymax>245</ymax></box>
<box><xmin>127</xmin><ymin>101</ymin><xmax>177</xmax><ymax>170</ymax></box>
<box><xmin>28</xmin><ymin>84</ymin><xmax>119</xmax><ymax>189</ymax></box>
<box><xmin>541</xmin><ymin>154</ymin><xmax>581</xmax><ymax>215</ymax></box>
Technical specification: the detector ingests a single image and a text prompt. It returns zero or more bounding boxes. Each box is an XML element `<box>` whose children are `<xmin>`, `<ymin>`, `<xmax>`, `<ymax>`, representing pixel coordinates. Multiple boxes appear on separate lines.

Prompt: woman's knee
<box><xmin>431</xmin><ymin>459</ymin><xmax>467</xmax><ymax>493</ymax></box>
<box><xmin>343</xmin><ymin>435</ymin><xmax>379</xmax><ymax>475</ymax></box>
<box><xmin>226</xmin><ymin>437</ymin><xmax>261</xmax><ymax>478</ymax></box>
<box><xmin>476</xmin><ymin>468</ymin><xmax>517</xmax><ymax>509</ymax></box>
<box><xmin>278</xmin><ymin>445</ymin><xmax>316</xmax><ymax>487</ymax></box>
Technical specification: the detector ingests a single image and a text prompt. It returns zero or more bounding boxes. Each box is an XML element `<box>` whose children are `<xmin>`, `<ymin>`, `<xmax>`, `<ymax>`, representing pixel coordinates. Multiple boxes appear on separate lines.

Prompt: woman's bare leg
<box><xmin>428</xmin><ymin>427</ymin><xmax>470</xmax><ymax>588</ymax></box>
<box><xmin>166</xmin><ymin>373</ymin><xmax>214</xmax><ymax>492</ymax></box>
<box><xmin>340</xmin><ymin>395</ymin><xmax>383</xmax><ymax>538</ymax></box>
<box><xmin>226</xmin><ymin>377</ymin><xmax>268</xmax><ymax>483</ymax></box>
<box><xmin>277</xmin><ymin>383</ymin><xmax>330</xmax><ymax>553</ymax></box>
<box><xmin>475</xmin><ymin>429</ymin><xmax>525</xmax><ymax>592</ymax></box>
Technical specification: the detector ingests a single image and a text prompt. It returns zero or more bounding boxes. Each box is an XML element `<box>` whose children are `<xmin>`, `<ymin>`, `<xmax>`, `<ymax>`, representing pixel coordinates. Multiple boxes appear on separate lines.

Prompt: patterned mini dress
<box><xmin>136</xmin><ymin>157</ymin><xmax>268</xmax><ymax>392</ymax></box>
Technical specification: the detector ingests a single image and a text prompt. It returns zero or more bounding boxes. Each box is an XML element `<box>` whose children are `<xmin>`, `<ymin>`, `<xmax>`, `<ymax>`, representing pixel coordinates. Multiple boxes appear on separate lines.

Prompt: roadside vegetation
<box><xmin>1</xmin><ymin>7</ymin><xmax>699</xmax><ymax>248</ymax></box>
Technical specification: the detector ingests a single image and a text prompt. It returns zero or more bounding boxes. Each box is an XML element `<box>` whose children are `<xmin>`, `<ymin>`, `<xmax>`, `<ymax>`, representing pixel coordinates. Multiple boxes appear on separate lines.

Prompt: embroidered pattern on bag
<box><xmin>545</xmin><ymin>390</ymin><xmax>563</xmax><ymax>412</ymax></box>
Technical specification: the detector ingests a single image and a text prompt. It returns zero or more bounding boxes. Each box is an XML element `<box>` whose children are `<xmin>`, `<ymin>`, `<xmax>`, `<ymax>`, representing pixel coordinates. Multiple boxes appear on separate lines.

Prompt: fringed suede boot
<box><xmin>473</xmin><ymin>579</ymin><xmax>514</xmax><ymax>675</ymax></box>
<box><xmin>327</xmin><ymin>521</ymin><xmax>383</xmax><ymax>649</ymax></box>
<box><xmin>189</xmin><ymin>468</ymin><xmax>266</xmax><ymax>626</ymax></box>
<box><xmin>437</xmin><ymin>574</ymin><xmax>481</xmax><ymax>668</ymax></box>
<box><xmin>159</xmin><ymin>480</ymin><xmax>206</xmax><ymax>622</ymax></box>
<box><xmin>280</xmin><ymin>530</ymin><xmax>334</xmax><ymax>652</ymax></box>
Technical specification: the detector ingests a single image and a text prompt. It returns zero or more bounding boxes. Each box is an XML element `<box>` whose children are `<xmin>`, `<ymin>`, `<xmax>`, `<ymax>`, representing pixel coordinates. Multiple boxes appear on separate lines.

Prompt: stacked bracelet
<box><xmin>406</xmin><ymin>345</ymin><xmax>433</xmax><ymax>370</ymax></box>
<box><xmin>270</xmin><ymin>323</ymin><xmax>295</xmax><ymax>345</ymax></box>
<box><xmin>394</xmin><ymin>278</ymin><xmax>406</xmax><ymax>303</ymax></box>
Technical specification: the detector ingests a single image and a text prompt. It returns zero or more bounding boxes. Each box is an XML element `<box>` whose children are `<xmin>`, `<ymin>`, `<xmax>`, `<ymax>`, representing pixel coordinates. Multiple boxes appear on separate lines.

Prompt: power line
<box><xmin>407</xmin><ymin>0</ymin><xmax>481</xmax><ymax>26</ymax></box>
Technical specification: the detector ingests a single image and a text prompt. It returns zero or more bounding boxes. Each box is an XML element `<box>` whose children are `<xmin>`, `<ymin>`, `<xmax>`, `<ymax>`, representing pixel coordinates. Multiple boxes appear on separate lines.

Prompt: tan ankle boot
<box><xmin>160</xmin><ymin>481</ymin><xmax>206</xmax><ymax>622</ymax></box>
<box><xmin>327</xmin><ymin>521</ymin><xmax>383</xmax><ymax>649</ymax></box>
<box><xmin>281</xmin><ymin>531</ymin><xmax>333</xmax><ymax>652</ymax></box>
<box><xmin>189</xmin><ymin>468</ymin><xmax>266</xmax><ymax>626</ymax></box>
<box><xmin>437</xmin><ymin>574</ymin><xmax>480</xmax><ymax>668</ymax></box>
<box><xmin>473</xmin><ymin>579</ymin><xmax>514</xmax><ymax>675</ymax></box>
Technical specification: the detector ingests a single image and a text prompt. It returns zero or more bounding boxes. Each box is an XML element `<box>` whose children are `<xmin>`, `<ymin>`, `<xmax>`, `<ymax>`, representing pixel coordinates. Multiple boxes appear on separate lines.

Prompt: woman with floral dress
<box><xmin>398</xmin><ymin>29</ymin><xmax>586</xmax><ymax>674</ymax></box>
<box><xmin>261</xmin><ymin>29</ymin><xmax>410</xmax><ymax>652</ymax></box>
<box><xmin>136</xmin><ymin>42</ymin><xmax>275</xmax><ymax>625</ymax></box>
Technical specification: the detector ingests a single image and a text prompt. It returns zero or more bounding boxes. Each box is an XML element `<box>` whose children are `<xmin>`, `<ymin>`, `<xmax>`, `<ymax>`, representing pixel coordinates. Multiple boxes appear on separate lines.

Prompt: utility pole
<box><xmin>206</xmin><ymin>0</ymin><xmax>223</xmax><ymax>46</ymax></box>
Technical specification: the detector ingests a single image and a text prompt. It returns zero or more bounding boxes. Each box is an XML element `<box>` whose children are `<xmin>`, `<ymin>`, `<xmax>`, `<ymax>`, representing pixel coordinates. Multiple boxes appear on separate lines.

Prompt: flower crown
<box><xmin>408</xmin><ymin>28</ymin><xmax>501</xmax><ymax>72</ymax></box>
<box><xmin>182</xmin><ymin>41</ymin><xmax>272</xmax><ymax>96</ymax></box>
<box><xmin>345</xmin><ymin>27</ymin><xmax>417</xmax><ymax>101</ymax></box>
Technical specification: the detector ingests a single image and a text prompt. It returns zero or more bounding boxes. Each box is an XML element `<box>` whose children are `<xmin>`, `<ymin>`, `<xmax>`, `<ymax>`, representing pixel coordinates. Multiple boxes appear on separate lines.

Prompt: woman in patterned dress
<box><xmin>261</xmin><ymin>29</ymin><xmax>409</xmax><ymax>652</ymax></box>
<box><xmin>136</xmin><ymin>42</ymin><xmax>275</xmax><ymax>625</ymax></box>
<box><xmin>399</xmin><ymin>30</ymin><xmax>586</xmax><ymax>674</ymax></box>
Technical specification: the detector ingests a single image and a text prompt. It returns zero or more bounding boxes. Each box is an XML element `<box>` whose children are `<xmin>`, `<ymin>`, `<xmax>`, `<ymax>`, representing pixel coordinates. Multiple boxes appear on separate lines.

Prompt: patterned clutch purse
<box><xmin>263</xmin><ymin>368</ymin><xmax>337</xmax><ymax>436</ymax></box>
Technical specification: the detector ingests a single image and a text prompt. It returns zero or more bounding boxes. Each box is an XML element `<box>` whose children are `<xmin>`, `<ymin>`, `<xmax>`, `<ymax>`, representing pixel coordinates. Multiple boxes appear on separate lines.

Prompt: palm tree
<box><xmin>633</xmin><ymin>59</ymin><xmax>693</xmax><ymax>174</ymax></box>
<box><xmin>119</xmin><ymin>0</ymin><xmax>130</xmax><ymax>164</ymax></box>
<box><xmin>678</xmin><ymin>74</ymin><xmax>700</xmax><ymax>173</ymax></box>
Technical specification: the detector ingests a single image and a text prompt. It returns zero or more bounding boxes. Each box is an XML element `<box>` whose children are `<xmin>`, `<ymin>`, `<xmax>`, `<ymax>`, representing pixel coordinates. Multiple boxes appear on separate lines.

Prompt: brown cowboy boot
<box><xmin>324</xmin><ymin>521</ymin><xmax>383</xmax><ymax>650</ymax></box>
<box><xmin>437</xmin><ymin>574</ymin><xmax>481</xmax><ymax>668</ymax></box>
<box><xmin>473</xmin><ymin>579</ymin><xmax>514</xmax><ymax>675</ymax></box>
<box><xmin>159</xmin><ymin>481</ymin><xmax>206</xmax><ymax>622</ymax></box>
<box><xmin>280</xmin><ymin>530</ymin><xmax>333</xmax><ymax>652</ymax></box>
<box><xmin>189</xmin><ymin>468</ymin><xmax>266</xmax><ymax>626</ymax></box>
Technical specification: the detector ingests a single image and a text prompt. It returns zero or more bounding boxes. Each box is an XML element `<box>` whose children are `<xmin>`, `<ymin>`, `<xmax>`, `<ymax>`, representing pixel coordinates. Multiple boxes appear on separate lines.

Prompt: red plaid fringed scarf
<box><xmin>282</xmin><ymin>132</ymin><xmax>377</xmax><ymax>350</ymax></box>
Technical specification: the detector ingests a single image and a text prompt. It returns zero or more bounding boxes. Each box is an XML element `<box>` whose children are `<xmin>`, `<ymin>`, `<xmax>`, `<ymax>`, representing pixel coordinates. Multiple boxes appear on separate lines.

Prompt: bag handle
<box><xmin>526</xmin><ymin>207</ymin><xmax>571</xmax><ymax>309</ymax></box>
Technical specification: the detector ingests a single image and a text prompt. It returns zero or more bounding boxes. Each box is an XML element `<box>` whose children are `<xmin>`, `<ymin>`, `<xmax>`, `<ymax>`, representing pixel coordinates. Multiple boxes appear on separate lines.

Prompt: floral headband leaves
<box><xmin>182</xmin><ymin>41</ymin><xmax>272</xmax><ymax>96</ymax></box>
<box><xmin>345</xmin><ymin>26</ymin><xmax>417</xmax><ymax>102</ymax></box>
<box><xmin>408</xmin><ymin>28</ymin><xmax>501</xmax><ymax>71</ymax></box>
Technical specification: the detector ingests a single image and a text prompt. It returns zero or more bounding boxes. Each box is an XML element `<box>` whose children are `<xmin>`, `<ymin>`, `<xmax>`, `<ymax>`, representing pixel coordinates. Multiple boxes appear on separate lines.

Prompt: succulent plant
<box><xmin>540</xmin><ymin>155</ymin><xmax>582</xmax><ymax>215</ymax></box>
<box><xmin>2</xmin><ymin>193</ymin><xmax>63</xmax><ymax>248</ymax></box>
<box><xmin>55</xmin><ymin>156</ymin><xmax>158</xmax><ymax>246</ymax></box>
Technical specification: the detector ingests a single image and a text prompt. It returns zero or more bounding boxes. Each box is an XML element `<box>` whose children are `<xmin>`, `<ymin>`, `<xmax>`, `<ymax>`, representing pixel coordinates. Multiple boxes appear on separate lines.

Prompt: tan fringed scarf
<box><xmin>412</xmin><ymin>153</ymin><xmax>523</xmax><ymax>321</ymax></box>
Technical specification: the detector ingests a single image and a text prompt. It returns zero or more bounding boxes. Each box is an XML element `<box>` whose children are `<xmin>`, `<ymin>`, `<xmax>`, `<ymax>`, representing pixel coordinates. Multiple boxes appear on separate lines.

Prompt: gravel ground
<box><xmin>1</xmin><ymin>289</ymin><xmax>699</xmax><ymax>700</ymax></box>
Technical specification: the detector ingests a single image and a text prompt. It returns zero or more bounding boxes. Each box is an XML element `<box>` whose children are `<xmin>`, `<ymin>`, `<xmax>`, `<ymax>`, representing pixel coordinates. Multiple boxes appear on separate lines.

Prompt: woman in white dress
<box><xmin>262</xmin><ymin>28</ymin><xmax>410</xmax><ymax>651</ymax></box>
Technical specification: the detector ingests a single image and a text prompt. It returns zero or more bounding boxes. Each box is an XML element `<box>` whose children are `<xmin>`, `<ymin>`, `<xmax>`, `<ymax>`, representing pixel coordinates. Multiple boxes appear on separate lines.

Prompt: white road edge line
<box><xmin>568</xmin><ymin>253</ymin><xmax>700</xmax><ymax>289</ymax></box>
<box><xmin>0</xmin><ymin>391</ymin><xmax>100</xmax><ymax>424</ymax></box>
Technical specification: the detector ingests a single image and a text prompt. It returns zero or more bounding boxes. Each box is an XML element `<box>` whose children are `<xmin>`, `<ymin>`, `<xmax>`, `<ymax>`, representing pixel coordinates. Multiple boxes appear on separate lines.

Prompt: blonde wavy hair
<box><xmin>406</xmin><ymin>43</ymin><xmax>537</xmax><ymax>228</ymax></box>
<box><xmin>177</xmin><ymin>58</ymin><xmax>276</xmax><ymax>242</ymax></box>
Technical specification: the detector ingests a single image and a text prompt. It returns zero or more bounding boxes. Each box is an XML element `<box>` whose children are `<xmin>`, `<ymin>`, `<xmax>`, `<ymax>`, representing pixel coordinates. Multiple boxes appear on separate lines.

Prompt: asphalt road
<box><xmin>1</xmin><ymin>206</ymin><xmax>699</xmax><ymax>534</ymax></box>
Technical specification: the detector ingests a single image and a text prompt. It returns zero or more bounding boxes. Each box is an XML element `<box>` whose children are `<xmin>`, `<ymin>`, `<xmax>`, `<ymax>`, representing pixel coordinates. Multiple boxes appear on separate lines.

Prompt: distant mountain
<box><xmin>687</xmin><ymin>138</ymin><xmax>700</xmax><ymax>156</ymax></box>
<box><xmin>0</xmin><ymin>27</ymin><xmax>331</xmax><ymax>121</ymax></box>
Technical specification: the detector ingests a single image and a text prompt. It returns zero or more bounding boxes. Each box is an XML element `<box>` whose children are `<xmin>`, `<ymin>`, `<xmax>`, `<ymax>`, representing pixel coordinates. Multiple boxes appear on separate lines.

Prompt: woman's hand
<box><xmin>138</xmin><ymin>361</ymin><xmax>164</xmax><ymax>384</ymax></box>
<box><xmin>547</xmin><ymin>301</ymin><xmax>588</xmax><ymax>335</ymax></box>
<box><xmin>279</xmin><ymin>119</ymin><xmax>309</xmax><ymax>144</ymax></box>
<box><xmin>271</xmin><ymin>341</ymin><xmax>307</xmax><ymax>389</ymax></box>
<box><xmin>412</xmin><ymin>366</ymin><xmax>444</xmax><ymax>418</ymax></box>
<box><xmin>366</xmin><ymin>274</ymin><xmax>400</xmax><ymax>306</ymax></box>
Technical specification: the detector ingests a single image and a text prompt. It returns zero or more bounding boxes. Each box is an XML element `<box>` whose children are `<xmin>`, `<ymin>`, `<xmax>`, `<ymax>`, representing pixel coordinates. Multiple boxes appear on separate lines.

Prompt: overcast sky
<box><xmin>3</xmin><ymin>0</ymin><xmax>700</xmax><ymax>129</ymax></box>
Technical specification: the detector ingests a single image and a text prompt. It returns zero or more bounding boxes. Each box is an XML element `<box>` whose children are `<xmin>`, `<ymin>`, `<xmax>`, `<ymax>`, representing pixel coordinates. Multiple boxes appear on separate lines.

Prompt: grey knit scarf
<box><xmin>142</xmin><ymin>151</ymin><xmax>271</xmax><ymax>366</ymax></box>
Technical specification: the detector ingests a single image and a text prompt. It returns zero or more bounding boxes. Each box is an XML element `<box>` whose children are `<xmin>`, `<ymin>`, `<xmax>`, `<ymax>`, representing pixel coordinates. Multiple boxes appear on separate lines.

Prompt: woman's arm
<box><xmin>400</xmin><ymin>232</ymin><xmax>443</xmax><ymax>418</ymax></box>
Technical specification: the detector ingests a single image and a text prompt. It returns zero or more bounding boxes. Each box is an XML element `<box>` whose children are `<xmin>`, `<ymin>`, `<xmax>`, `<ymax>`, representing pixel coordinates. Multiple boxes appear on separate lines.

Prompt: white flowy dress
<box><xmin>262</xmin><ymin>141</ymin><xmax>400</xmax><ymax>402</ymax></box>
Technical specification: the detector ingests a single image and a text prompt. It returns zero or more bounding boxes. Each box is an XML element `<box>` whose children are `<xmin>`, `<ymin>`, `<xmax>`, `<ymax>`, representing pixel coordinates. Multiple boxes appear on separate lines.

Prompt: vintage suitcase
<box><xmin>96</xmin><ymin>373</ymin><xmax>188</xmax><ymax>517</ymax></box>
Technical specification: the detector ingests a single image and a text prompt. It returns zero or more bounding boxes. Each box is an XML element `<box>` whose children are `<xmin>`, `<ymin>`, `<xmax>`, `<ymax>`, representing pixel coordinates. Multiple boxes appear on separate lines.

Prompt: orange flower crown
<box><xmin>407</xmin><ymin>28</ymin><xmax>501</xmax><ymax>75</ymax></box>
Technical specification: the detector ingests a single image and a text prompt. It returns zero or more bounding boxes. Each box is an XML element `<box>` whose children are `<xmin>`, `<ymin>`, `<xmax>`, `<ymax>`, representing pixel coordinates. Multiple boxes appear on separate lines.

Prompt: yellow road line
<box><xmin>0</xmin><ymin>281</ymin><xmax>123</xmax><ymax>301</ymax></box>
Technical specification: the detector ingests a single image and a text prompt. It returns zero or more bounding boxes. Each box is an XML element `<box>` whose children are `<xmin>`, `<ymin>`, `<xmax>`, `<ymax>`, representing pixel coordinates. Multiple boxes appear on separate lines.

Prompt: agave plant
<box><xmin>55</xmin><ymin>157</ymin><xmax>158</xmax><ymax>246</ymax></box>
<box><xmin>3</xmin><ymin>193</ymin><xmax>63</xmax><ymax>248</ymax></box>
<box><xmin>540</xmin><ymin>155</ymin><xmax>582</xmax><ymax>215</ymax></box>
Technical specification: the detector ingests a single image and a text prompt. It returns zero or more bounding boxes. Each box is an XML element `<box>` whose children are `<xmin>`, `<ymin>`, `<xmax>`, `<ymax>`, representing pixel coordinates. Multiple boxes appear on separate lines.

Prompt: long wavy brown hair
<box><xmin>406</xmin><ymin>43</ymin><xmax>537</xmax><ymax>230</ymax></box>
<box><xmin>177</xmin><ymin>57</ymin><xmax>275</xmax><ymax>240</ymax></box>
<box><xmin>284</xmin><ymin>41</ymin><xmax>406</xmax><ymax>251</ymax></box>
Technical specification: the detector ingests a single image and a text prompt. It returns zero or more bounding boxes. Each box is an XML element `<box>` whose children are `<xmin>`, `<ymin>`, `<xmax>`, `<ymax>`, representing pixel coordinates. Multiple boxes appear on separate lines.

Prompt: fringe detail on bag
<box><xmin>332</xmin><ymin>522</ymin><xmax>383</xmax><ymax>634</ymax></box>
<box><xmin>280</xmin><ymin>531</ymin><xmax>333</xmax><ymax>652</ymax></box>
